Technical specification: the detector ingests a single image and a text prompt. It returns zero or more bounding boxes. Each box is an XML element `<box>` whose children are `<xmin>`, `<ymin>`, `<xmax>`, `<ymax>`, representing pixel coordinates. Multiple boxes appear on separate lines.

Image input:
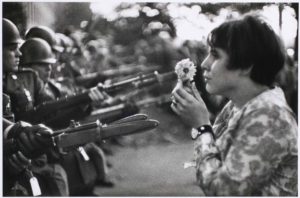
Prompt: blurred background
<box><xmin>3</xmin><ymin>2</ymin><xmax>298</xmax><ymax>196</ymax></box>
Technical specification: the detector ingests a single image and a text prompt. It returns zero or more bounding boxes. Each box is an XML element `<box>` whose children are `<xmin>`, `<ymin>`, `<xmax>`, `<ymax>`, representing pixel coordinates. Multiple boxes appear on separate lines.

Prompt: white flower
<box><xmin>175</xmin><ymin>58</ymin><xmax>196</xmax><ymax>82</ymax></box>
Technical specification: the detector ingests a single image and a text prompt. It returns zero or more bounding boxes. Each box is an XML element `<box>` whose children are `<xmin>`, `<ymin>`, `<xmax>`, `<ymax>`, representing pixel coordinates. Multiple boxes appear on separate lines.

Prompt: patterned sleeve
<box><xmin>194</xmin><ymin>107</ymin><xmax>295</xmax><ymax>196</ymax></box>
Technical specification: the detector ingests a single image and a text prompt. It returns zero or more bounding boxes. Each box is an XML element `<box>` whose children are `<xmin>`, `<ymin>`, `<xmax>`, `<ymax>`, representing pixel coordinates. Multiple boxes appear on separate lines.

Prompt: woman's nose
<box><xmin>201</xmin><ymin>56</ymin><xmax>210</xmax><ymax>71</ymax></box>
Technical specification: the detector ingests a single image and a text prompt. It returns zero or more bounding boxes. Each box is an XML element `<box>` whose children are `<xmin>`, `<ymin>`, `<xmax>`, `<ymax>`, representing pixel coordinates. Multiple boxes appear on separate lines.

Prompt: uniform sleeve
<box><xmin>3</xmin><ymin>118</ymin><xmax>14</xmax><ymax>140</ymax></box>
<box><xmin>194</xmin><ymin>108</ymin><xmax>295</xmax><ymax>196</ymax></box>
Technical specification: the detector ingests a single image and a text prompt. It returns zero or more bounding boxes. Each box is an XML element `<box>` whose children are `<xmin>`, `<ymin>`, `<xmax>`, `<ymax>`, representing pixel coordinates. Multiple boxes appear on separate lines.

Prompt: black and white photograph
<box><xmin>2</xmin><ymin>1</ymin><xmax>298</xmax><ymax>196</ymax></box>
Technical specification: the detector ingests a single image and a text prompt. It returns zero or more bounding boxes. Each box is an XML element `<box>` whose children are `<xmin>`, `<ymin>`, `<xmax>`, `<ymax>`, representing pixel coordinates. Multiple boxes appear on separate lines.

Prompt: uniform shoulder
<box><xmin>15</xmin><ymin>68</ymin><xmax>41</xmax><ymax>81</ymax></box>
<box><xmin>17</xmin><ymin>68</ymin><xmax>39</xmax><ymax>76</ymax></box>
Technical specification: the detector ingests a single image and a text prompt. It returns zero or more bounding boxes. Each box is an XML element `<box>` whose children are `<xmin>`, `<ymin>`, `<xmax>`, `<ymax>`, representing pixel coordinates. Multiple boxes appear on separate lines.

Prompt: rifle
<box><xmin>16</xmin><ymin>71</ymin><xmax>176</xmax><ymax>124</ymax></box>
<box><xmin>75</xmin><ymin>65</ymin><xmax>160</xmax><ymax>88</ymax></box>
<box><xmin>4</xmin><ymin>114</ymin><xmax>159</xmax><ymax>158</ymax></box>
<box><xmin>84</xmin><ymin>94</ymin><xmax>171</xmax><ymax>124</ymax></box>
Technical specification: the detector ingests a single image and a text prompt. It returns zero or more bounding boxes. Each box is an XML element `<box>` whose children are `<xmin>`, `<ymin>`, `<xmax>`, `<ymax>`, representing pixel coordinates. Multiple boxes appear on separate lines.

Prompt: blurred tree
<box><xmin>54</xmin><ymin>3</ymin><xmax>93</xmax><ymax>33</ymax></box>
<box><xmin>290</xmin><ymin>3</ymin><xmax>298</xmax><ymax>61</ymax></box>
<box><xmin>87</xmin><ymin>3</ymin><xmax>176</xmax><ymax>46</ymax></box>
<box><xmin>184</xmin><ymin>3</ymin><xmax>269</xmax><ymax>15</ymax></box>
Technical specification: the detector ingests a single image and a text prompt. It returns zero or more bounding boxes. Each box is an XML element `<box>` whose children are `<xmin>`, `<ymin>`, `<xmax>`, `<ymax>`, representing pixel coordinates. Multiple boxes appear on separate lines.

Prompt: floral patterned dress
<box><xmin>194</xmin><ymin>87</ymin><xmax>298</xmax><ymax>196</ymax></box>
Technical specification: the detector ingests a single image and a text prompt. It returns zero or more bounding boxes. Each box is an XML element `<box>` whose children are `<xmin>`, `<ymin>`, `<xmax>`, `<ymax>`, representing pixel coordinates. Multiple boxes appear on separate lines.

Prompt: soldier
<box><xmin>18</xmin><ymin>37</ymin><xmax>92</xmax><ymax>128</ymax></box>
<box><xmin>19</xmin><ymin>36</ymin><xmax>114</xmax><ymax>195</ymax></box>
<box><xmin>3</xmin><ymin>18</ymin><xmax>69</xmax><ymax>196</ymax></box>
<box><xmin>25</xmin><ymin>25</ymin><xmax>85</xmax><ymax>81</ymax></box>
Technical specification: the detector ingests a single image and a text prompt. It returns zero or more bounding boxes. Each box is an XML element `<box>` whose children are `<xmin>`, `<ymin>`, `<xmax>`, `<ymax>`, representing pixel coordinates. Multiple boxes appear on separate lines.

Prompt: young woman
<box><xmin>171</xmin><ymin>14</ymin><xmax>297</xmax><ymax>196</ymax></box>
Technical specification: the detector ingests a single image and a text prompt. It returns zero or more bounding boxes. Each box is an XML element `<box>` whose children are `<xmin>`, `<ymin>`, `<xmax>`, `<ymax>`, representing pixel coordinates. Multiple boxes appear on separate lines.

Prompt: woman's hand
<box><xmin>171</xmin><ymin>82</ymin><xmax>210</xmax><ymax>128</ymax></box>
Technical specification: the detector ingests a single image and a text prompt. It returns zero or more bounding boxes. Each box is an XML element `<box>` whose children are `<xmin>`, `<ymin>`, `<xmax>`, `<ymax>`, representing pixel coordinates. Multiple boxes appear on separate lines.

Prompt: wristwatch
<box><xmin>191</xmin><ymin>125</ymin><xmax>215</xmax><ymax>140</ymax></box>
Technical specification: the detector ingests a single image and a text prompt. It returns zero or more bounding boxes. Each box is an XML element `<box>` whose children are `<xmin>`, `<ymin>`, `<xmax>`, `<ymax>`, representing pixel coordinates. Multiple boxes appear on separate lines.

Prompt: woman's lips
<box><xmin>203</xmin><ymin>75</ymin><xmax>211</xmax><ymax>83</ymax></box>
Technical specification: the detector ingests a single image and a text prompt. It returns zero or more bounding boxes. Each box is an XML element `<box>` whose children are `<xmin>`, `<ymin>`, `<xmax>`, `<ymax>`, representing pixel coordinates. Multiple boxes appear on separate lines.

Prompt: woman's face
<box><xmin>201</xmin><ymin>46</ymin><xmax>241</xmax><ymax>97</ymax></box>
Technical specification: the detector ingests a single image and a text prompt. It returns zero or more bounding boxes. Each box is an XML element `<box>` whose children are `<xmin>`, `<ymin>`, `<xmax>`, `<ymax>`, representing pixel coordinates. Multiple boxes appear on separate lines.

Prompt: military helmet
<box><xmin>3</xmin><ymin>18</ymin><xmax>22</xmax><ymax>46</ymax></box>
<box><xmin>25</xmin><ymin>26</ymin><xmax>64</xmax><ymax>53</ymax></box>
<box><xmin>20</xmin><ymin>38</ymin><xmax>56</xmax><ymax>66</ymax></box>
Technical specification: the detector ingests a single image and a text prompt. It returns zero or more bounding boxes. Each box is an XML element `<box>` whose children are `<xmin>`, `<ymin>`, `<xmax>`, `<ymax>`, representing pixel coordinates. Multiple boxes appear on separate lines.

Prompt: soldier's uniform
<box><xmin>3</xmin><ymin>93</ymin><xmax>29</xmax><ymax>196</ymax></box>
<box><xmin>3</xmin><ymin>69</ymin><xmax>47</xmax><ymax>122</ymax></box>
<box><xmin>42</xmin><ymin>78</ymin><xmax>112</xmax><ymax>196</ymax></box>
<box><xmin>19</xmin><ymin>34</ymin><xmax>113</xmax><ymax>195</ymax></box>
<box><xmin>3</xmin><ymin>69</ymin><xmax>69</xmax><ymax>196</ymax></box>
<box><xmin>39</xmin><ymin>78</ymin><xmax>91</xmax><ymax>129</ymax></box>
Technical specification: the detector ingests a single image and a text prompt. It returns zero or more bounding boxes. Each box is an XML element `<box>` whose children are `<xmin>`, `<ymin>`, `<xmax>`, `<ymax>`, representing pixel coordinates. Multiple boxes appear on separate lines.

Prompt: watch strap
<box><xmin>193</xmin><ymin>124</ymin><xmax>215</xmax><ymax>140</ymax></box>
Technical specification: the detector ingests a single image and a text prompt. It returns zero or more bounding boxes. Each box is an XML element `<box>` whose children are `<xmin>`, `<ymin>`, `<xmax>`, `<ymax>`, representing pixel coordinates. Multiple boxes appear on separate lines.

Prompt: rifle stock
<box><xmin>17</xmin><ymin>71</ymin><xmax>176</xmax><ymax>124</ymax></box>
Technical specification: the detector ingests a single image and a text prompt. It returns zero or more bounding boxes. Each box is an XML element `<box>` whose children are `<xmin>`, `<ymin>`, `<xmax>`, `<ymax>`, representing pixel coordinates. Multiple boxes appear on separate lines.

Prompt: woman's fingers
<box><xmin>191</xmin><ymin>82</ymin><xmax>202</xmax><ymax>101</ymax></box>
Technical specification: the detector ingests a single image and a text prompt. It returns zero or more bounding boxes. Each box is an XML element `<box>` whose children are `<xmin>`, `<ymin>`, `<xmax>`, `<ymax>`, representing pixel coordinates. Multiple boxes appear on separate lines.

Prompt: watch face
<box><xmin>191</xmin><ymin>128</ymin><xmax>199</xmax><ymax>139</ymax></box>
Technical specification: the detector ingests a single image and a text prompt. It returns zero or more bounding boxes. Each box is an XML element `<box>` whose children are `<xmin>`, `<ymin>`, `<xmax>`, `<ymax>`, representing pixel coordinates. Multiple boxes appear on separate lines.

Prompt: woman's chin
<box><xmin>206</xmin><ymin>85</ymin><xmax>220</xmax><ymax>95</ymax></box>
<box><xmin>206</xmin><ymin>85</ymin><xmax>214</xmax><ymax>94</ymax></box>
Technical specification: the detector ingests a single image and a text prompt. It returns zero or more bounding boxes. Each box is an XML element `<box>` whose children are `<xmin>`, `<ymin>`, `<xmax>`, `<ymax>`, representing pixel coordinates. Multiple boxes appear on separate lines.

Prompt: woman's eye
<box><xmin>211</xmin><ymin>52</ymin><xmax>219</xmax><ymax>58</ymax></box>
<box><xmin>209</xmin><ymin>49</ymin><xmax>219</xmax><ymax>58</ymax></box>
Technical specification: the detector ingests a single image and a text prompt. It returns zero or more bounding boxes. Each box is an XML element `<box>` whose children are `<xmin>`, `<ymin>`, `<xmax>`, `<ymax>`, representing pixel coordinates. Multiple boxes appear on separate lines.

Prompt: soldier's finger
<box><xmin>88</xmin><ymin>90</ymin><xmax>96</xmax><ymax>101</ymax></box>
<box><xmin>18</xmin><ymin>132</ymin><xmax>35</xmax><ymax>151</ymax></box>
<box><xmin>34</xmin><ymin>135</ymin><xmax>53</xmax><ymax>147</ymax></box>
<box><xmin>94</xmin><ymin>89</ymin><xmax>104</xmax><ymax>100</ymax></box>
<box><xmin>17</xmin><ymin>138</ymin><xmax>32</xmax><ymax>157</ymax></box>
<box><xmin>16</xmin><ymin>151</ymin><xmax>31</xmax><ymax>165</ymax></box>
<box><xmin>170</xmin><ymin>103</ymin><xmax>179</xmax><ymax>114</ymax></box>
<box><xmin>10</xmin><ymin>154</ymin><xmax>25</xmax><ymax>170</ymax></box>
<box><xmin>8</xmin><ymin>157</ymin><xmax>23</xmax><ymax>171</ymax></box>
<box><xmin>26</xmin><ymin>131</ymin><xmax>43</xmax><ymax>150</ymax></box>
<box><xmin>35</xmin><ymin>124</ymin><xmax>53</xmax><ymax>136</ymax></box>
<box><xmin>102</xmin><ymin>92</ymin><xmax>110</xmax><ymax>99</ymax></box>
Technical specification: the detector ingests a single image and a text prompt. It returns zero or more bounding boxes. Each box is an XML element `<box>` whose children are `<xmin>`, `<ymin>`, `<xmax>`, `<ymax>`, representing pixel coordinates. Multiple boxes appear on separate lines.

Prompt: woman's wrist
<box><xmin>193</xmin><ymin>118</ymin><xmax>211</xmax><ymax>128</ymax></box>
<box><xmin>191</xmin><ymin>124</ymin><xmax>215</xmax><ymax>140</ymax></box>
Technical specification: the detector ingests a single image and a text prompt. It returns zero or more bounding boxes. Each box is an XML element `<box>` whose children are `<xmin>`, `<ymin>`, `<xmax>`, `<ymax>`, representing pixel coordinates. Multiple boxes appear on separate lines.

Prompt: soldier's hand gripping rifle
<box><xmin>16</xmin><ymin>71</ymin><xmax>176</xmax><ymax>124</ymax></box>
<box><xmin>4</xmin><ymin>114</ymin><xmax>159</xmax><ymax>158</ymax></box>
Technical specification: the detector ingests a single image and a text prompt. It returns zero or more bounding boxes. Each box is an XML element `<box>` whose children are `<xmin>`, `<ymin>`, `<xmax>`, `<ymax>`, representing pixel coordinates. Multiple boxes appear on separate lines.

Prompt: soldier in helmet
<box><xmin>25</xmin><ymin>25</ymin><xmax>85</xmax><ymax>81</ymax></box>
<box><xmin>3</xmin><ymin>18</ymin><xmax>69</xmax><ymax>196</ymax></box>
<box><xmin>20</xmin><ymin>36</ymin><xmax>114</xmax><ymax>195</ymax></box>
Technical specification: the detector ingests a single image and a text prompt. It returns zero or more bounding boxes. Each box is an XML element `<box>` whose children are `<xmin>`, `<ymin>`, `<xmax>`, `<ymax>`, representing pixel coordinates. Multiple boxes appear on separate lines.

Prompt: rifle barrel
<box><xmin>53</xmin><ymin>120</ymin><xmax>101</xmax><ymax>136</ymax></box>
